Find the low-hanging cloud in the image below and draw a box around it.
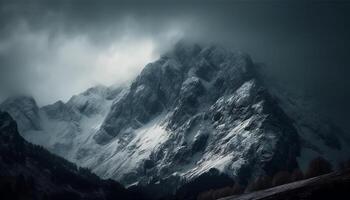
[0,0,349,130]
[0,23,159,105]
[0,0,189,105]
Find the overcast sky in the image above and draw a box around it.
[0,0,349,128]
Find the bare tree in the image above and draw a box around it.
[272,171,291,186]
[290,168,304,182]
[305,157,332,178]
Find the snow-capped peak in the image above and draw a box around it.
[2,42,349,195]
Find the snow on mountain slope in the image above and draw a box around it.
[0,96,41,132]
[1,42,349,194]
[0,85,125,160]
[79,43,301,188]
[0,111,145,200]
[92,114,170,181]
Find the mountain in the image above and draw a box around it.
[0,96,41,132]
[0,111,145,200]
[1,42,349,196]
[0,85,124,159]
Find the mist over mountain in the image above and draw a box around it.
[1,1,350,199]
[1,42,350,199]
[1,0,350,131]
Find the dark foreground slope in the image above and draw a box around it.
[219,169,350,200]
[0,111,145,200]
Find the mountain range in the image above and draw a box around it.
[1,42,349,196]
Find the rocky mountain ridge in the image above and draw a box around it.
[1,42,349,195]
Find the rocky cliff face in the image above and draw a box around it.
[0,96,41,132]
[1,42,348,194]
[89,43,301,188]
[0,85,124,158]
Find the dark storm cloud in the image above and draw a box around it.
[0,0,349,129]
[0,0,192,104]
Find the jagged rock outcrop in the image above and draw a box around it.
[0,96,41,132]
[1,42,348,196]
[89,42,300,187]
[0,85,124,159]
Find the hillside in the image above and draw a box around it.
[219,169,350,200]
[0,111,145,200]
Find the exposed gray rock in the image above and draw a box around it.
[90,42,300,187]
[0,96,41,132]
[1,42,348,196]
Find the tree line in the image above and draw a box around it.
[197,156,350,200]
